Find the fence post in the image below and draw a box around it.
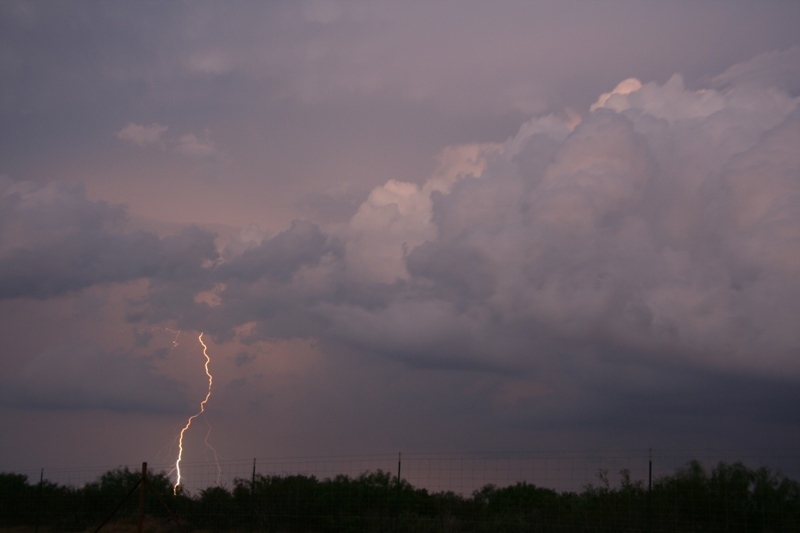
[395,452,402,533]
[34,468,43,533]
[251,458,256,533]
[648,449,652,533]
[138,462,147,533]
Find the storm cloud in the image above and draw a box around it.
[119,50,800,383]
[2,2,799,473]
[0,178,218,299]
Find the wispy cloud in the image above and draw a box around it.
[117,123,223,161]
[117,122,168,147]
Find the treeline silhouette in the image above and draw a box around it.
[1,460,798,532]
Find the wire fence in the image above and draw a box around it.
[2,449,799,532]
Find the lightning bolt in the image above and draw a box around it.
[167,328,181,349]
[173,332,214,494]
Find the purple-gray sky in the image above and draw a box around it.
[2,1,800,478]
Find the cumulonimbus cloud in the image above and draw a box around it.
[179,49,800,379]
[7,50,800,383]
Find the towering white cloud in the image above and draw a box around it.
[12,51,800,382]
[343,144,501,283]
[171,50,800,380]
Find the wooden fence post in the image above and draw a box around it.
[138,462,147,533]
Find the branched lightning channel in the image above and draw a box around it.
[167,328,181,349]
[174,332,214,495]
[203,419,222,486]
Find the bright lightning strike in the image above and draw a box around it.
[173,332,214,495]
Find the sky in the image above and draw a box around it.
[2,0,800,484]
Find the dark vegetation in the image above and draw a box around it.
[1,460,798,532]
